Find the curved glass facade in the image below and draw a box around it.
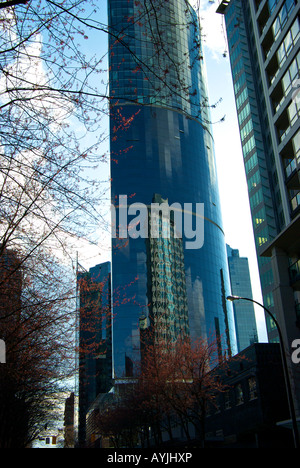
[108,0,237,378]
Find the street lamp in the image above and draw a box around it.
[227,295,300,448]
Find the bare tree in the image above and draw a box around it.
[0,1,111,447]
[93,329,235,448]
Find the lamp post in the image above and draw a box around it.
[227,295,300,448]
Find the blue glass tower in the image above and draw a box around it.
[227,245,258,352]
[108,0,237,378]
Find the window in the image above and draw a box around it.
[248,377,258,400]
[288,99,300,127]
[282,53,300,97]
[285,158,297,178]
[275,17,299,71]
[247,170,261,193]
[238,102,251,125]
[241,119,254,142]
[235,383,244,405]
[245,152,258,174]
[242,135,256,158]
[263,291,274,309]
[253,206,266,226]
[250,189,263,209]
[257,226,269,246]
[268,0,278,14]
[272,0,296,41]
[236,87,249,110]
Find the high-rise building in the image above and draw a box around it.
[217,0,300,414]
[227,245,258,352]
[108,0,237,380]
[76,261,112,446]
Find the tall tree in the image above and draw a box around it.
[0,0,110,446]
[94,328,235,448]
[136,331,231,447]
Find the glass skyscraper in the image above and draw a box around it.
[227,245,258,352]
[108,0,237,379]
[217,0,300,414]
[217,0,299,340]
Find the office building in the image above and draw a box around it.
[205,343,293,447]
[227,245,258,351]
[217,0,300,414]
[76,261,112,446]
[108,0,237,380]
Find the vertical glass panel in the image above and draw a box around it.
[268,0,277,14]
[291,18,300,42]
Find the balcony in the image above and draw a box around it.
[291,192,300,214]
[285,158,300,190]
[260,214,300,258]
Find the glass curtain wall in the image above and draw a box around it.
[108,0,237,378]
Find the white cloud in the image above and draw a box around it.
[0,34,74,132]
[198,0,228,59]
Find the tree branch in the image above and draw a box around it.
[0,0,28,9]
